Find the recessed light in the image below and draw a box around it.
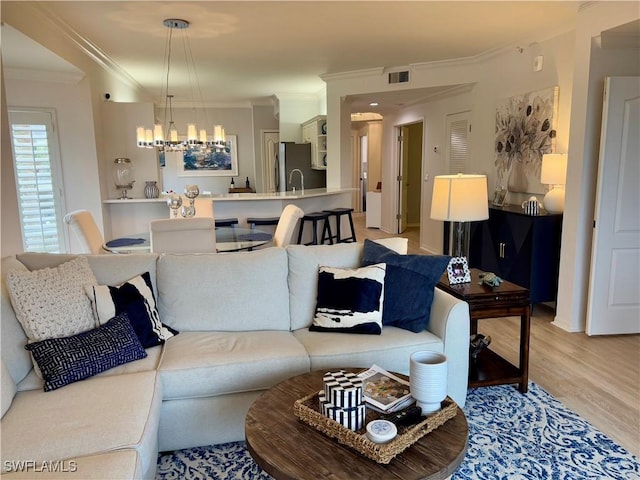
[369,102,379,107]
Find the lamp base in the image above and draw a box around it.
[543,187,565,213]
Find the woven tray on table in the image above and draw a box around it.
[293,391,457,464]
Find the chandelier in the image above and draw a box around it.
[136,18,226,152]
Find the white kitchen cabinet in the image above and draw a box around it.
[302,115,327,170]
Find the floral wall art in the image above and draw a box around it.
[494,86,558,198]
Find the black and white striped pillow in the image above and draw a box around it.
[310,263,386,335]
[86,272,176,348]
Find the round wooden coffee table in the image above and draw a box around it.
[245,369,468,480]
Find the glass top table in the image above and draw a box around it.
[103,227,272,253]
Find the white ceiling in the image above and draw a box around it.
[2,1,581,113]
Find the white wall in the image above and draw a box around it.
[555,3,640,333]
[276,94,323,142]
[1,67,23,257]
[4,76,104,253]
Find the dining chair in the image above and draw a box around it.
[272,204,304,247]
[149,217,217,253]
[63,209,107,254]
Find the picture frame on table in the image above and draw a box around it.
[178,134,238,177]
[492,187,507,207]
[447,257,471,285]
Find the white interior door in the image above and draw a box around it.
[586,76,640,335]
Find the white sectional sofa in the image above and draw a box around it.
[1,241,470,479]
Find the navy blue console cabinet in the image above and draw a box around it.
[469,204,563,305]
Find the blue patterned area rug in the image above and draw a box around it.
[157,382,639,479]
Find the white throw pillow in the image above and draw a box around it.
[6,256,98,342]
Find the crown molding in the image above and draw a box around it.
[29,3,146,92]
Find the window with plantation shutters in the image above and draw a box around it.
[446,112,470,175]
[9,110,66,253]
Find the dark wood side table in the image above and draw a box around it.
[246,369,468,480]
[437,268,531,393]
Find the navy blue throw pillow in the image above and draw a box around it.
[362,239,450,333]
[25,313,147,392]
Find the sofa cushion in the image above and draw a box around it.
[16,253,161,301]
[1,450,142,479]
[287,243,364,331]
[87,272,175,348]
[157,248,290,331]
[159,331,310,400]
[362,239,450,332]
[6,257,97,342]
[310,264,386,335]
[293,326,443,375]
[1,370,161,477]
[25,314,148,391]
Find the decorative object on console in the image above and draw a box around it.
[362,239,450,332]
[430,174,489,261]
[25,313,147,392]
[495,86,559,194]
[409,351,448,415]
[113,158,134,199]
[478,271,503,287]
[310,263,386,334]
[181,184,199,217]
[521,195,542,215]
[144,181,160,199]
[540,153,567,213]
[491,187,508,206]
[136,19,226,153]
[446,256,471,285]
[166,194,182,218]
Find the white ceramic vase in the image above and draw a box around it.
[409,351,448,415]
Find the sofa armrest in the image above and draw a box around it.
[427,288,470,407]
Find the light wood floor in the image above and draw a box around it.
[353,213,640,457]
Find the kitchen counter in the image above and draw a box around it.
[103,188,351,204]
[104,188,354,239]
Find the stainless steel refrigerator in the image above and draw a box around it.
[276,142,326,193]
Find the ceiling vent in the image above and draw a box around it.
[388,71,409,84]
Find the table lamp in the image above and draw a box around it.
[540,153,567,213]
[430,174,489,259]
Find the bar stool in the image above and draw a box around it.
[297,212,333,245]
[323,207,357,243]
[246,216,280,230]
[215,218,239,227]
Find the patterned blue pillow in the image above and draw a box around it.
[25,313,147,392]
[362,239,450,333]
[310,263,386,335]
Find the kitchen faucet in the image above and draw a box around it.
[289,169,304,192]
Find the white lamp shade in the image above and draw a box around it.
[430,174,489,222]
[541,154,567,185]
